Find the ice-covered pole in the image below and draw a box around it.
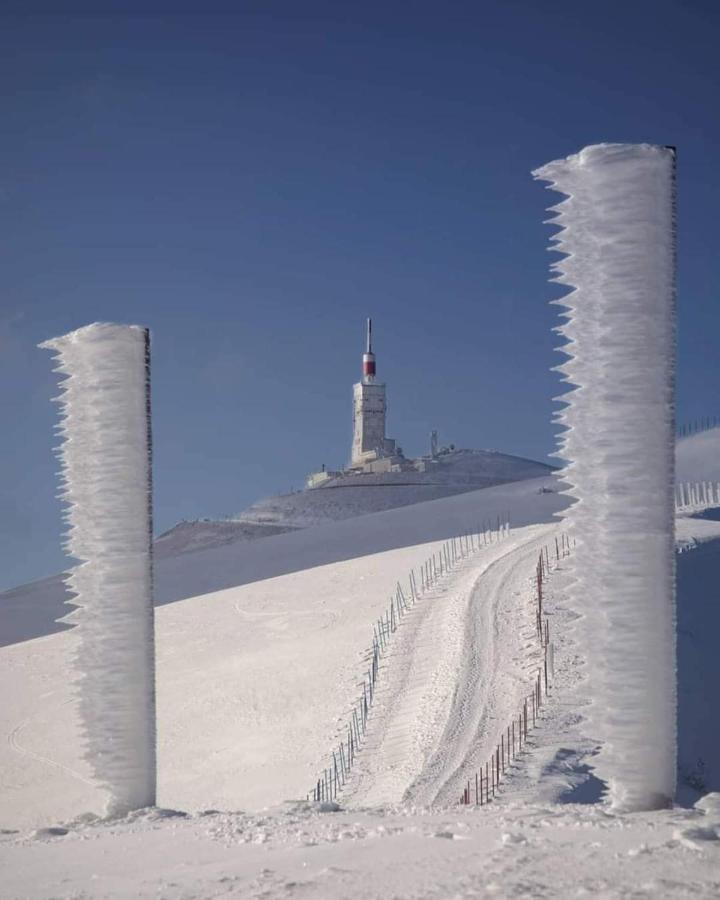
[533,144,676,810]
[40,323,157,815]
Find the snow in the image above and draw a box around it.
[0,474,564,648]
[39,323,157,815]
[4,338,720,895]
[3,465,720,894]
[533,143,677,811]
[344,525,552,808]
[3,801,720,900]
[676,427,720,483]
[237,448,554,529]
[0,477,566,831]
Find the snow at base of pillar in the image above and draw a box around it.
[533,144,676,811]
[40,323,157,815]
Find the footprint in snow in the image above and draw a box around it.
[673,826,720,850]
[500,832,527,845]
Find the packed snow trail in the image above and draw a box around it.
[344,523,553,808]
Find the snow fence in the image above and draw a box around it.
[40,323,157,815]
[534,144,677,811]
[309,518,510,804]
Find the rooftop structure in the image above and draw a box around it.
[350,318,398,469]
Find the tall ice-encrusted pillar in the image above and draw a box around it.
[40,323,157,816]
[534,144,677,811]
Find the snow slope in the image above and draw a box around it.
[344,525,552,808]
[3,510,720,897]
[676,426,720,483]
[0,476,563,648]
[4,469,720,895]
[238,449,555,529]
[0,477,565,830]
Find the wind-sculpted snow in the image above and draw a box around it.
[533,144,676,811]
[39,323,156,815]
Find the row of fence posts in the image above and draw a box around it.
[676,417,718,437]
[308,515,511,803]
[459,531,572,806]
[675,481,720,512]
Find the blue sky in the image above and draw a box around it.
[1,1,718,590]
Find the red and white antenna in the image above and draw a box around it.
[362,317,376,382]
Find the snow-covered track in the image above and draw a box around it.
[344,524,554,808]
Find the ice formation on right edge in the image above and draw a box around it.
[533,144,677,811]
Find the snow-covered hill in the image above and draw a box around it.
[0,475,562,648]
[153,448,554,557]
[0,476,566,828]
[152,432,716,562]
[3,433,720,897]
[676,426,720,482]
[3,477,720,897]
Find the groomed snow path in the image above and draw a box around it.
[344,524,553,808]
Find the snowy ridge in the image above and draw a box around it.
[39,324,157,815]
[676,425,720,483]
[236,449,553,531]
[533,144,677,810]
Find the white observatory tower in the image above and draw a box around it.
[350,318,396,467]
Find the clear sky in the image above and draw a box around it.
[1,1,718,590]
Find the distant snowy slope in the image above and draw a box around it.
[239,448,554,529]
[144,449,553,571]
[0,476,564,648]
[154,520,300,559]
[676,427,720,482]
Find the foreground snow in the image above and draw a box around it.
[2,798,720,900]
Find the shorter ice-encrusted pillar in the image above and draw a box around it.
[533,144,677,811]
[40,323,157,815]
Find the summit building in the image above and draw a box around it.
[350,318,399,468]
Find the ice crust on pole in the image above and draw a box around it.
[40,323,157,815]
[533,144,677,811]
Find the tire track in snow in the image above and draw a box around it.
[343,525,553,808]
[5,699,96,789]
[409,530,551,806]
